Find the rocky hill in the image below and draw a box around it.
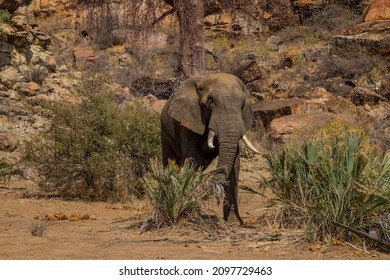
[1,0,389,174]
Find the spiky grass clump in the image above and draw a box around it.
[142,160,224,229]
[264,130,390,244]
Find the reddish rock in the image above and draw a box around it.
[252,98,305,132]
[347,86,388,106]
[72,47,96,70]
[0,0,22,13]
[364,0,390,22]
[149,100,166,114]
[15,82,40,96]
[0,132,19,152]
[269,112,337,143]
[235,60,262,84]
[142,95,166,114]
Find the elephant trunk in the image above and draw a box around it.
[216,139,238,178]
[215,132,242,223]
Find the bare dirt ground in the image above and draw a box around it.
[1,154,389,260]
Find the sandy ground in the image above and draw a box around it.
[1,154,389,260]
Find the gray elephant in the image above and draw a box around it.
[160,73,259,225]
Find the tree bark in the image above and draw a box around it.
[174,0,205,77]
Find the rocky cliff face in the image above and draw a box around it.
[0,11,77,167]
[0,14,56,84]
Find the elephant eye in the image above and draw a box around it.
[207,96,213,107]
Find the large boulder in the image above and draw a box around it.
[72,47,96,70]
[29,45,56,71]
[363,0,390,22]
[0,131,19,152]
[346,86,388,106]
[252,98,305,132]
[334,1,390,57]
[332,23,390,57]
[0,67,23,89]
[269,112,338,143]
[0,0,22,12]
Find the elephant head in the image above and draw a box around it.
[168,73,258,155]
[165,73,259,224]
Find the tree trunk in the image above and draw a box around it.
[174,0,205,77]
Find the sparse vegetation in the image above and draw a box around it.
[24,74,161,201]
[142,160,224,229]
[31,221,49,237]
[20,65,49,85]
[0,10,11,23]
[264,123,390,245]
[306,4,360,38]
[0,161,13,182]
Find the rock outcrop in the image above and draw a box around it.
[363,0,390,22]
[333,1,390,57]
[250,86,389,149]
[0,15,55,70]
[204,10,268,36]
[0,0,22,13]
[333,21,390,57]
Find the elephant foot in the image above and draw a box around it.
[223,204,245,226]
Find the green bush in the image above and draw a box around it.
[24,74,161,201]
[0,10,11,23]
[0,161,13,181]
[264,130,390,243]
[142,160,224,229]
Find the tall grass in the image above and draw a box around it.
[142,160,224,229]
[264,130,390,243]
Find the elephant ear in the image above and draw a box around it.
[168,78,206,135]
[237,77,253,131]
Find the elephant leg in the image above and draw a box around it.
[161,132,179,168]
[178,127,205,168]
[223,155,244,226]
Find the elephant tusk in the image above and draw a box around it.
[242,135,260,154]
[207,129,215,149]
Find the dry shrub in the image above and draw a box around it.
[306,4,360,36]
[309,53,376,86]
[24,74,161,201]
[20,65,49,85]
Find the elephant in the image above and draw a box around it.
[160,73,259,225]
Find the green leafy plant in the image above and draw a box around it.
[0,161,13,181]
[0,10,11,23]
[264,129,390,244]
[24,74,161,201]
[142,160,224,229]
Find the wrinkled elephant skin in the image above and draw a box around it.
[160,73,259,225]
